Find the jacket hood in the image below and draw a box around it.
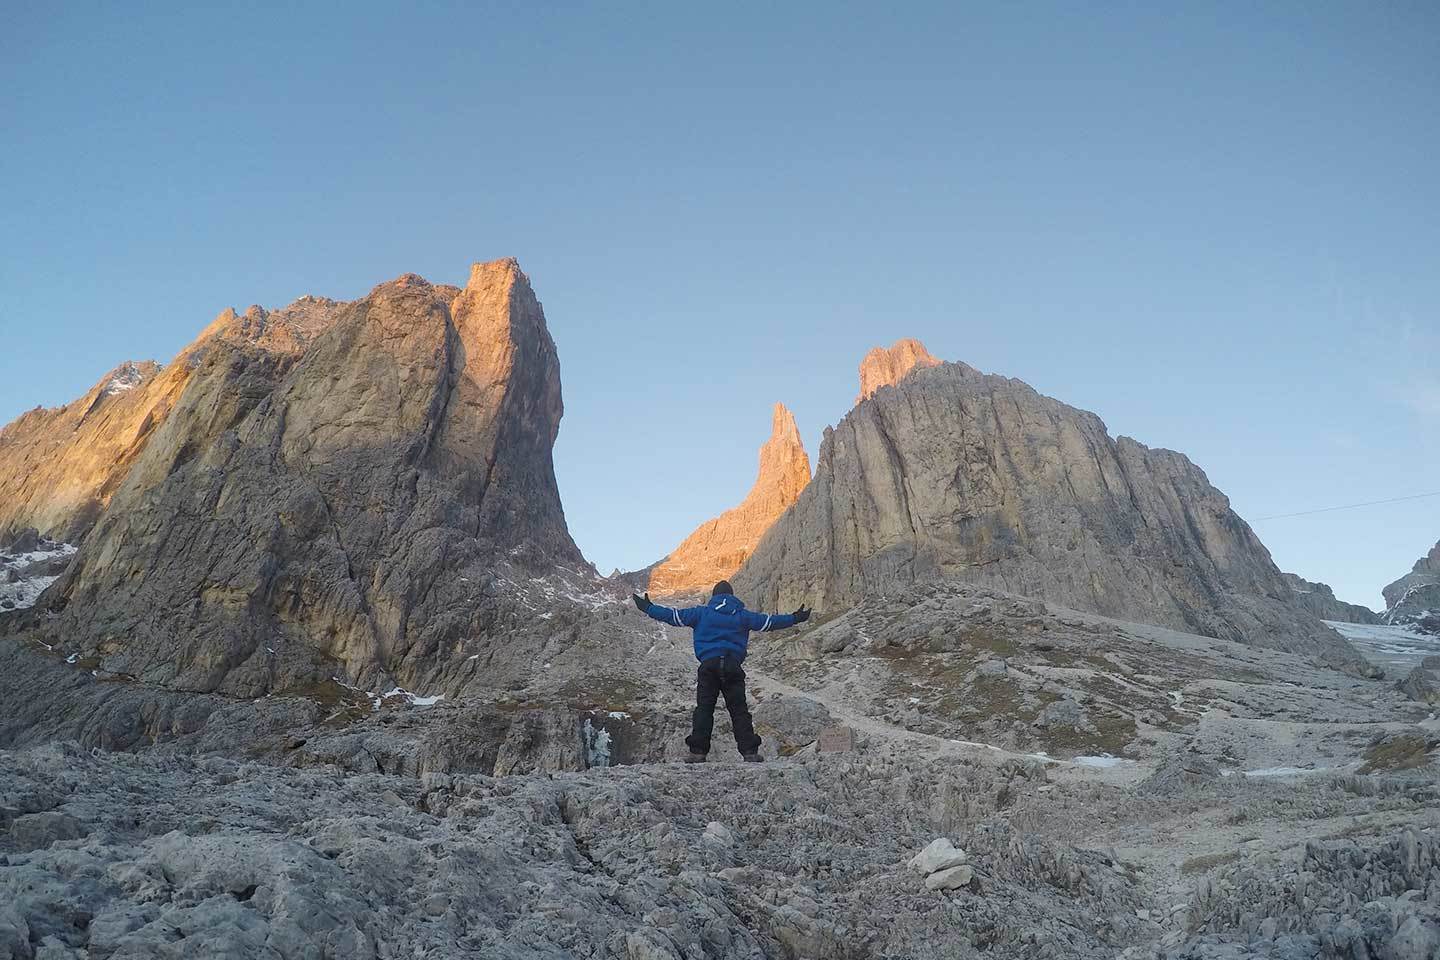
[707,594,746,615]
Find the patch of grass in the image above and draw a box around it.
[1180,851,1240,875]
[1359,734,1437,774]
[275,680,371,727]
[553,674,650,713]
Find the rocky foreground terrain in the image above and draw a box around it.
[2,260,1437,958]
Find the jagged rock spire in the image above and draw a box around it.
[647,403,811,596]
[856,338,941,404]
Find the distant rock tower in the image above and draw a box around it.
[647,403,811,596]
[856,338,942,404]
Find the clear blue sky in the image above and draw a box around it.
[3,2,1436,608]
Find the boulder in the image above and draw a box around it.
[907,837,967,875]
[923,863,975,891]
[10,811,84,851]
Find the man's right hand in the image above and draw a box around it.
[633,592,652,613]
[791,604,811,623]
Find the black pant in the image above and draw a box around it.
[686,654,761,756]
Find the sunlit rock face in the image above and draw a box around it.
[18,259,588,697]
[736,351,1368,673]
[0,298,350,546]
[855,337,941,404]
[647,403,811,596]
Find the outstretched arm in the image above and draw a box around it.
[741,604,811,632]
[633,593,701,628]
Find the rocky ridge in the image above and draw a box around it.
[6,260,588,701]
[1384,540,1440,635]
[0,298,348,546]
[1281,572,1380,625]
[735,351,1367,672]
[856,337,942,404]
[646,403,811,595]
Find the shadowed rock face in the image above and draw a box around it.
[1384,540,1440,635]
[0,300,349,545]
[1281,573,1380,625]
[856,338,941,404]
[735,359,1366,671]
[25,259,585,697]
[647,402,811,595]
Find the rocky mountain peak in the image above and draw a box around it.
[1383,539,1440,634]
[646,402,811,595]
[757,403,810,504]
[1281,572,1380,625]
[737,361,1368,672]
[856,337,942,403]
[7,258,583,697]
[99,361,158,397]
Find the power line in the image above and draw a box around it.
[1252,490,1440,522]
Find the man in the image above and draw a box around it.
[634,580,810,763]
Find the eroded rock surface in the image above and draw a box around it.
[1281,572,1380,624]
[1384,540,1440,635]
[647,403,811,595]
[855,337,941,404]
[735,359,1366,672]
[8,260,585,700]
[0,298,348,546]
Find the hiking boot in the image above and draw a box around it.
[741,753,764,763]
[683,752,707,764]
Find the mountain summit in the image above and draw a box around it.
[856,337,942,404]
[647,402,811,595]
[25,258,583,696]
[1384,539,1440,634]
[737,351,1367,671]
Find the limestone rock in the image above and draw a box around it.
[856,338,941,404]
[9,811,84,851]
[1280,573,1380,624]
[924,863,975,891]
[646,403,810,595]
[735,358,1367,672]
[1034,699,1087,731]
[1398,663,1440,705]
[10,259,585,698]
[1383,540,1440,635]
[0,298,347,546]
[908,837,968,874]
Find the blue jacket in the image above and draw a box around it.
[645,594,798,663]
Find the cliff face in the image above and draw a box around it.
[1281,573,1381,625]
[735,354,1366,671]
[856,338,941,404]
[1383,540,1440,635]
[25,260,586,697]
[646,403,811,595]
[0,298,347,544]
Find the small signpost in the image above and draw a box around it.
[817,724,856,753]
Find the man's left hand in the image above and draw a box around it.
[633,592,652,613]
[791,605,811,623]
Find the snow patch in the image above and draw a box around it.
[381,687,445,708]
[0,540,78,611]
[1072,755,1135,769]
